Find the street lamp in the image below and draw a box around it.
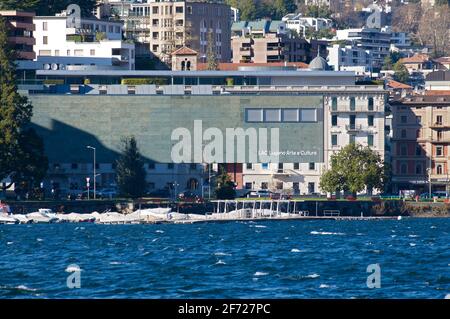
[86,146,96,199]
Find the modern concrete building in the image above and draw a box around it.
[327,43,373,73]
[16,62,387,196]
[108,0,231,64]
[0,10,36,60]
[33,11,135,70]
[231,20,313,64]
[390,95,450,193]
[335,28,391,70]
[282,13,333,38]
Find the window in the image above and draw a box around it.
[437,164,443,175]
[401,129,407,138]
[38,50,51,56]
[438,131,443,141]
[190,163,197,170]
[43,36,48,44]
[368,115,374,127]
[293,163,299,170]
[261,182,268,189]
[148,162,155,170]
[152,7,158,14]
[42,22,48,31]
[90,49,95,56]
[331,115,338,126]
[308,182,315,194]
[300,109,316,122]
[71,163,78,170]
[309,162,315,170]
[436,115,443,125]
[331,134,338,146]
[293,182,299,192]
[368,97,374,110]
[350,97,356,111]
[416,146,422,156]
[245,182,252,189]
[349,134,356,144]
[246,109,263,122]
[282,109,298,122]
[368,134,374,146]
[246,163,253,170]
[74,49,83,56]
[54,50,60,56]
[262,163,269,170]
[276,182,283,190]
[167,163,174,169]
[415,164,423,175]
[416,116,422,124]
[436,146,443,157]
[401,116,407,124]
[400,163,407,174]
[400,144,407,156]
[331,97,337,111]
[264,109,281,122]
[67,49,70,56]
[176,6,183,13]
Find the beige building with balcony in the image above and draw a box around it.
[109,0,231,64]
[391,95,450,194]
[0,10,36,60]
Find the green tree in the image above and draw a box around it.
[115,136,147,198]
[0,0,97,17]
[304,5,331,18]
[320,144,386,197]
[393,61,410,84]
[382,52,401,70]
[206,30,218,70]
[239,0,257,21]
[215,167,236,199]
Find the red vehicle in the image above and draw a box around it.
[178,191,204,203]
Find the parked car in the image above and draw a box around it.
[420,191,448,199]
[178,191,204,203]
[248,190,272,198]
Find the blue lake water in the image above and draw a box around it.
[0,218,449,299]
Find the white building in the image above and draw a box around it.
[33,12,135,70]
[327,44,373,73]
[230,7,240,23]
[282,13,332,38]
[335,28,391,69]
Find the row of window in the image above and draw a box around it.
[246,108,317,123]
[331,97,374,111]
[244,181,316,193]
[331,134,374,146]
[331,115,374,126]
[42,22,121,34]
[246,163,316,170]
[397,163,447,175]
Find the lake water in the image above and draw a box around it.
[0,218,449,299]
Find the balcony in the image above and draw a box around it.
[273,169,292,176]
[429,122,450,129]
[346,124,362,131]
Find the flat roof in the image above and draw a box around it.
[36,70,355,77]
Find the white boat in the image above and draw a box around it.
[26,209,58,223]
[12,214,29,224]
[0,214,18,224]
[56,213,96,223]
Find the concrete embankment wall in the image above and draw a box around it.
[8,199,450,217]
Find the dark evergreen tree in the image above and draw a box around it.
[0,17,48,193]
[115,136,147,198]
[215,167,236,199]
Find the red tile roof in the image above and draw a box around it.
[386,80,413,90]
[197,62,309,70]
[399,54,429,64]
[171,46,198,56]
